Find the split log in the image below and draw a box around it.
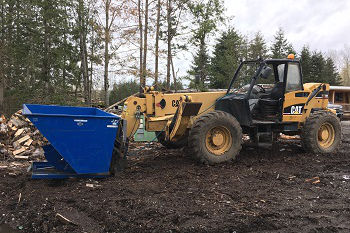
[24,139,33,146]
[10,117,26,128]
[15,135,31,144]
[13,147,27,156]
[0,115,6,123]
[14,128,25,137]
[14,155,29,160]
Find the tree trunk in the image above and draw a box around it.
[166,0,172,90]
[90,21,94,105]
[171,55,177,92]
[78,0,89,105]
[43,4,50,98]
[62,35,66,89]
[141,0,148,89]
[154,0,161,87]
[104,0,110,106]
[199,35,206,84]
[138,0,143,93]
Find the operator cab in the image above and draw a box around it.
[215,55,303,126]
[252,56,303,120]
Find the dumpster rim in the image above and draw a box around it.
[22,113,120,119]
[22,104,120,119]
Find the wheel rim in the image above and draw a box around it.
[205,126,232,155]
[317,122,335,149]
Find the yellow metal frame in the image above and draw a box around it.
[122,82,334,140]
[282,83,331,127]
[122,91,225,138]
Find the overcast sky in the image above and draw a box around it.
[225,0,350,52]
[171,0,350,86]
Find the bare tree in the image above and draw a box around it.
[166,0,172,90]
[78,0,90,105]
[100,0,127,106]
[141,0,149,89]
[138,0,143,92]
[171,56,177,92]
[341,45,350,86]
[154,0,161,87]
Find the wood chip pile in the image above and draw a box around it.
[0,110,46,161]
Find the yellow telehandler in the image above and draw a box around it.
[110,55,342,173]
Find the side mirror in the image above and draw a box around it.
[260,66,272,79]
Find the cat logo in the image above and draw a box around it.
[290,105,303,115]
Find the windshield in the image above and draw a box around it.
[228,63,275,94]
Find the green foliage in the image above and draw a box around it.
[208,28,244,89]
[188,0,225,46]
[188,45,210,86]
[206,28,340,90]
[109,80,140,104]
[300,46,340,85]
[270,28,295,59]
[158,80,184,91]
[300,46,312,82]
[187,0,225,87]
[0,0,86,114]
[248,32,268,60]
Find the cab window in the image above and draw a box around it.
[286,63,302,92]
[277,64,285,82]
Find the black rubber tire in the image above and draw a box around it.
[110,124,128,175]
[156,131,188,149]
[301,111,341,153]
[188,111,242,164]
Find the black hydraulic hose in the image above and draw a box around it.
[306,84,324,106]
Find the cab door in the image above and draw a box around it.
[282,62,308,122]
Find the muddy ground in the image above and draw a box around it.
[0,122,350,233]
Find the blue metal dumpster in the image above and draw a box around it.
[22,104,120,179]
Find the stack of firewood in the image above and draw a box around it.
[0,110,46,161]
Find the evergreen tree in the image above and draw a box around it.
[300,45,312,83]
[187,0,225,89]
[109,80,140,104]
[324,57,341,85]
[310,51,326,83]
[307,51,340,85]
[270,28,295,59]
[188,46,210,89]
[208,28,244,89]
[248,32,268,60]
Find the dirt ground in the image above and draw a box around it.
[0,122,350,233]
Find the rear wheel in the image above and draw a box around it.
[188,111,242,164]
[301,111,341,153]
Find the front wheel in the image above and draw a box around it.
[188,111,242,164]
[301,111,341,153]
